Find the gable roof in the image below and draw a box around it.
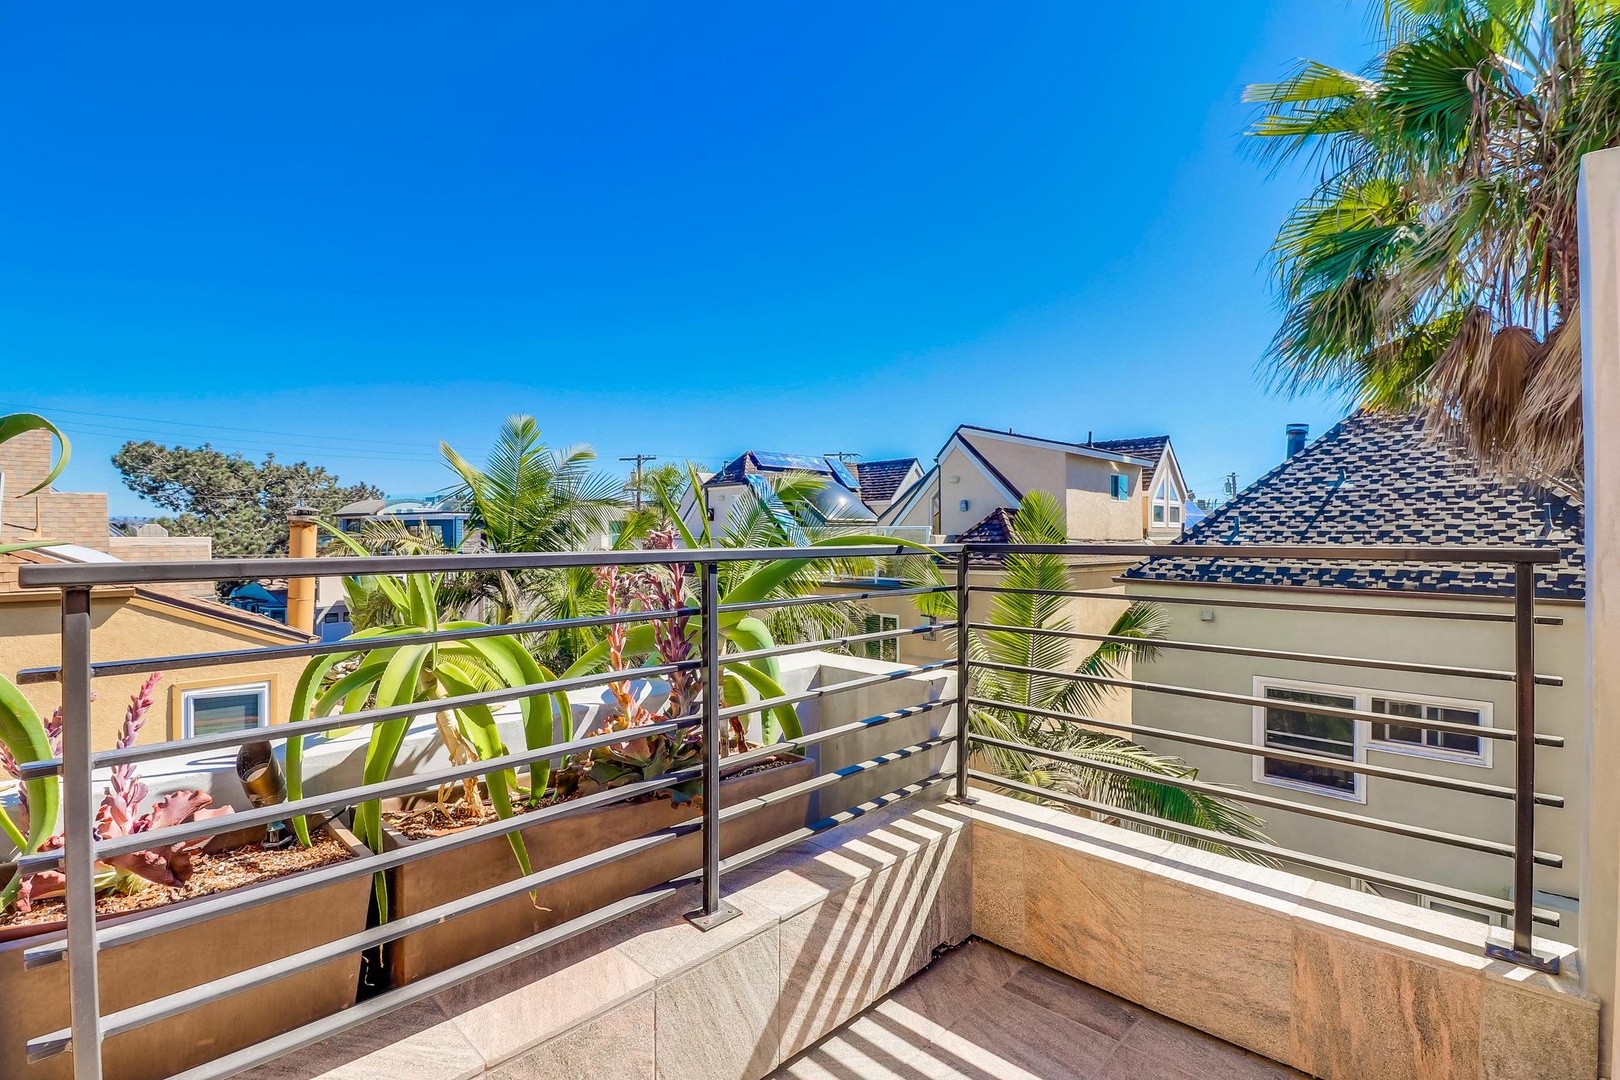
[707,451,860,491]
[951,432,1024,503]
[955,425,1155,467]
[849,458,920,503]
[1124,413,1584,600]
[1088,435,1171,488]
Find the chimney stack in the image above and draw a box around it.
[1286,424,1309,460]
[286,505,318,636]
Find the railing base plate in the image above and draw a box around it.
[1485,943,1561,974]
[684,901,742,931]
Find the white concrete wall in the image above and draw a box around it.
[1580,144,1620,1075]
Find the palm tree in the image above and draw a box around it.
[1248,2,1620,480]
[920,492,1270,851]
[442,416,625,554]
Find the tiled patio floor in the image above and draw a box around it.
[770,939,1310,1080]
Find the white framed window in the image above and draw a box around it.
[1151,475,1183,527]
[1367,692,1490,766]
[1253,677,1495,803]
[182,682,271,740]
[1253,679,1364,802]
[861,614,900,663]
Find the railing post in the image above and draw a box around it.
[1485,560,1559,972]
[685,558,740,930]
[952,548,973,803]
[61,586,105,1079]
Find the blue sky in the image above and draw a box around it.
[2,3,1379,515]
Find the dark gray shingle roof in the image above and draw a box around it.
[1124,413,1584,600]
[850,458,920,502]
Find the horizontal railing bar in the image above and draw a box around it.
[968,622,1563,686]
[16,544,964,588]
[161,884,684,1080]
[969,771,1559,926]
[969,543,1562,563]
[721,620,958,666]
[724,701,951,771]
[968,733,1560,868]
[717,660,955,720]
[713,775,951,875]
[157,774,952,1080]
[966,697,1563,807]
[970,585,1566,626]
[13,606,702,685]
[974,660,1563,746]
[18,660,699,780]
[718,583,952,614]
[719,739,950,825]
[28,820,707,1058]
[21,762,703,969]
[20,722,702,873]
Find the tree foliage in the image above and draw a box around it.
[919,491,1272,853]
[1249,0,1620,479]
[112,442,382,558]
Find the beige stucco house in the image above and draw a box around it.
[877,424,1190,543]
[1,428,315,751]
[1122,413,1586,942]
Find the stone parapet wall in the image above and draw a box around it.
[967,791,1599,1080]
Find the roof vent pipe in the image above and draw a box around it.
[1286,424,1309,459]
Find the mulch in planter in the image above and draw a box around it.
[0,834,353,929]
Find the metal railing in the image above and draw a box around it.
[8,545,960,1080]
[957,542,1566,975]
[1,539,1569,1080]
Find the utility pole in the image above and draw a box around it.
[621,454,658,511]
[1223,472,1239,501]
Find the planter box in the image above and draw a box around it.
[382,753,816,986]
[0,824,372,1080]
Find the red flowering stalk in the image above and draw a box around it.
[10,674,233,913]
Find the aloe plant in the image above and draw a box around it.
[0,412,71,907]
[284,527,570,919]
[563,473,939,747]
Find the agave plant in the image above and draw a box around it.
[1,674,230,913]
[918,491,1271,853]
[285,527,570,919]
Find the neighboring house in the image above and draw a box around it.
[1086,435,1192,540]
[694,451,878,532]
[0,427,317,750]
[224,577,354,640]
[879,424,1188,543]
[1122,413,1585,940]
[335,493,471,550]
[849,458,924,517]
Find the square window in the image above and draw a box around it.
[1152,503,1165,523]
[1370,696,1484,759]
[861,614,899,663]
[1111,475,1130,501]
[182,683,270,740]
[1259,685,1358,797]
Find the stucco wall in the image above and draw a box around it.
[0,591,314,750]
[1122,579,1587,943]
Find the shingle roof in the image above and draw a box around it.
[956,425,1155,466]
[957,507,1018,566]
[850,458,920,503]
[1124,413,1584,600]
[1087,436,1170,487]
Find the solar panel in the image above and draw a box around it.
[822,456,860,490]
[750,450,832,474]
